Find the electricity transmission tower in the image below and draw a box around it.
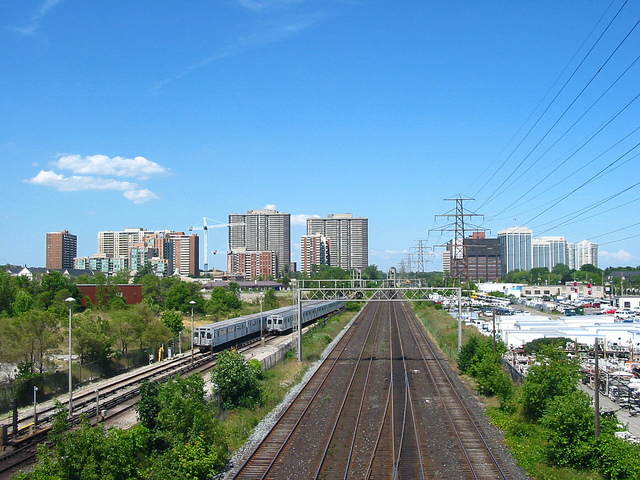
[430,196,486,283]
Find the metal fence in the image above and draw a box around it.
[0,349,152,414]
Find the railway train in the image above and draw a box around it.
[266,300,345,334]
[193,300,345,351]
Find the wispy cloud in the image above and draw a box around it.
[25,154,168,204]
[236,0,308,13]
[8,0,64,35]
[153,4,327,94]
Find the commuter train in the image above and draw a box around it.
[266,300,345,334]
[193,300,344,352]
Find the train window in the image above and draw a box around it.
[207,333,211,339]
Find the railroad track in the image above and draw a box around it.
[230,300,513,479]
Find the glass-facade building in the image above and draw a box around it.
[498,227,532,275]
[532,236,568,270]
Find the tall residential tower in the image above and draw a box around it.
[306,213,368,272]
[46,230,77,269]
[228,209,291,277]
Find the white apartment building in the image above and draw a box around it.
[573,240,598,269]
[306,213,368,272]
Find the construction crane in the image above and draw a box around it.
[188,217,244,273]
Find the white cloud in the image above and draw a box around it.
[54,154,170,180]
[264,204,277,210]
[291,213,320,226]
[26,170,138,192]
[26,168,159,204]
[600,249,637,263]
[123,189,160,204]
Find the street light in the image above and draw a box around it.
[189,301,196,364]
[65,297,75,416]
[259,293,264,346]
[32,386,38,433]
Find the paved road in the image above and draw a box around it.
[580,383,640,438]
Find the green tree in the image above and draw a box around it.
[162,310,184,354]
[18,416,150,480]
[72,310,114,363]
[165,281,201,312]
[520,344,581,421]
[213,349,262,409]
[0,270,17,316]
[541,390,597,469]
[136,375,227,479]
[262,288,279,310]
[38,271,80,310]
[13,288,35,315]
[362,265,384,280]
[206,286,241,317]
[0,310,60,374]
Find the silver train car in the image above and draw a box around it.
[194,300,344,351]
[266,300,344,334]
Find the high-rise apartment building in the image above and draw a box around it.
[498,226,532,275]
[306,213,368,272]
[94,228,199,276]
[167,232,200,277]
[46,230,77,269]
[532,236,568,270]
[300,233,331,274]
[228,209,291,277]
[227,248,278,278]
[573,240,598,269]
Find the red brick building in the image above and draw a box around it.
[77,284,143,307]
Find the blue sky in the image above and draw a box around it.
[2,0,639,273]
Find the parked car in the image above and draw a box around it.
[615,309,635,319]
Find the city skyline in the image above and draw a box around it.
[2,1,639,272]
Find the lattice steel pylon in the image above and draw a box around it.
[430,196,485,284]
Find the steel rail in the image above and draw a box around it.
[231,308,367,480]
[312,301,384,479]
[400,301,508,479]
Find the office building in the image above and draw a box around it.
[443,232,502,281]
[228,209,291,277]
[46,230,77,269]
[306,214,368,272]
[532,236,568,270]
[301,233,331,274]
[498,226,532,275]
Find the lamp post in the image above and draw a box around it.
[189,300,196,364]
[65,297,75,416]
[259,293,264,347]
[32,386,38,433]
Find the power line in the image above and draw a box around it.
[476,0,631,211]
[469,0,622,200]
